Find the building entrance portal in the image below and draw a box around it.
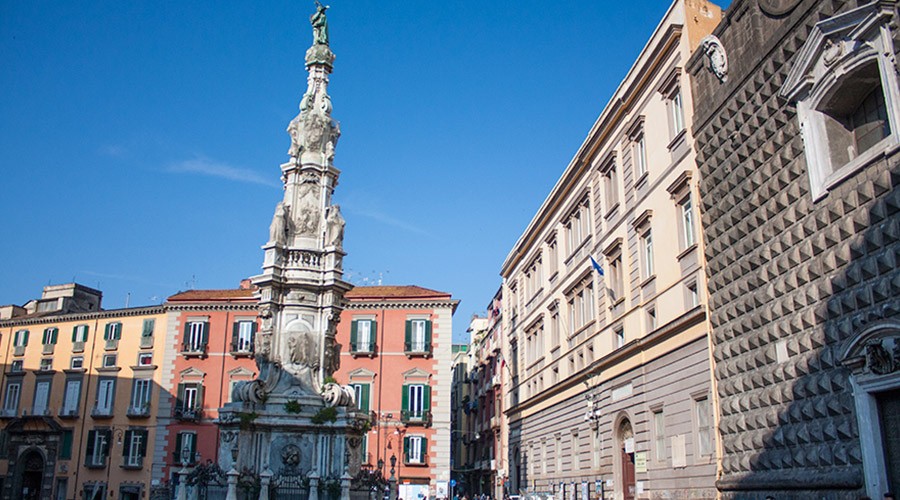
[618,420,635,500]
[878,388,900,491]
[19,450,44,500]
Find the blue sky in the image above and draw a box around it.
[0,1,726,343]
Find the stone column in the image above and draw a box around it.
[259,468,273,500]
[340,471,352,500]
[309,471,321,500]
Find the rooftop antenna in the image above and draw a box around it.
[125,292,131,308]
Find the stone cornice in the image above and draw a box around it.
[345,299,460,313]
[165,303,258,312]
[0,306,165,328]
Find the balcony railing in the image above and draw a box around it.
[91,406,113,419]
[105,339,119,350]
[350,341,377,356]
[31,407,51,416]
[173,451,199,466]
[404,341,432,356]
[42,344,55,355]
[13,346,25,356]
[174,406,203,421]
[72,341,85,353]
[122,456,144,470]
[230,341,253,357]
[140,336,154,349]
[181,343,208,358]
[85,456,108,469]
[400,410,432,426]
[0,409,17,418]
[59,407,79,419]
[126,404,151,418]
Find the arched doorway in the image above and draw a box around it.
[19,449,44,500]
[617,420,635,500]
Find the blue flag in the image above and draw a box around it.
[590,256,604,276]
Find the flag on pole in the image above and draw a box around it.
[589,256,604,276]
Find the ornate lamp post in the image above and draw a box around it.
[388,454,398,500]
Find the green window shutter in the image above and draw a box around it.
[425,321,433,351]
[85,430,96,463]
[139,429,149,457]
[103,430,112,458]
[202,322,210,346]
[142,319,155,337]
[123,430,133,457]
[174,433,183,461]
[42,329,48,344]
[176,384,185,410]
[197,385,205,409]
[403,436,410,463]
[231,322,240,352]
[183,322,191,348]
[401,384,409,413]
[350,321,359,349]
[23,330,29,346]
[371,321,378,348]
[250,322,257,348]
[72,326,78,342]
[51,328,58,344]
[423,386,431,412]
[421,438,428,461]
[404,321,412,350]
[115,323,122,340]
[360,385,370,413]
[60,430,73,459]
[190,433,197,458]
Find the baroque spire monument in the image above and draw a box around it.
[216,3,366,490]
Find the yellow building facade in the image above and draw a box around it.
[0,284,166,500]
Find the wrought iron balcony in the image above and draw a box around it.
[105,339,119,351]
[42,344,55,355]
[13,346,25,356]
[91,406,113,419]
[174,405,203,421]
[181,342,208,358]
[85,456,108,469]
[126,403,151,418]
[121,456,144,470]
[59,407,79,419]
[140,336,154,349]
[350,341,377,356]
[403,341,432,356]
[72,341,85,353]
[400,410,432,426]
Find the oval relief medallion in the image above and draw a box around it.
[758,0,802,17]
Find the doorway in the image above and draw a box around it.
[878,388,900,492]
[618,420,635,500]
[20,450,44,500]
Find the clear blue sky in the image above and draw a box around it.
[1,1,726,343]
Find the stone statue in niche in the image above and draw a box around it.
[269,202,288,244]
[322,335,341,375]
[325,205,345,248]
[866,340,895,375]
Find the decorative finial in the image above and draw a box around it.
[311,1,329,46]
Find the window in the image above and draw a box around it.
[404,436,427,464]
[686,282,700,308]
[62,380,81,416]
[351,319,376,353]
[550,311,560,349]
[13,329,28,348]
[601,160,619,214]
[681,197,695,249]
[614,327,625,349]
[123,429,148,468]
[72,325,88,351]
[10,360,22,372]
[640,229,654,279]
[175,432,197,465]
[103,322,122,341]
[129,379,152,415]
[85,429,111,467]
[55,478,68,500]
[402,384,431,423]
[176,383,202,419]
[352,383,370,412]
[670,89,685,135]
[184,320,208,353]
[696,397,712,457]
[138,353,153,366]
[653,409,666,462]
[646,307,657,332]
[39,358,52,371]
[634,132,648,178]
[405,319,431,354]
[42,327,59,345]
[102,354,117,368]
[83,483,107,500]
[780,4,900,199]
[565,280,595,333]
[141,319,155,338]
[3,383,21,414]
[232,320,256,353]
[607,252,624,303]
[94,379,115,416]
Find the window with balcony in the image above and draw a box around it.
[404,319,432,355]
[103,322,122,350]
[183,320,209,356]
[85,429,111,468]
[3,382,21,416]
[351,319,376,354]
[174,431,198,465]
[72,324,89,352]
[93,379,115,417]
[61,379,81,418]
[13,329,28,356]
[402,384,431,425]
[128,379,152,417]
[42,327,59,354]
[175,383,203,421]
[404,435,427,465]
[123,429,148,469]
[231,320,256,355]
[141,319,155,348]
